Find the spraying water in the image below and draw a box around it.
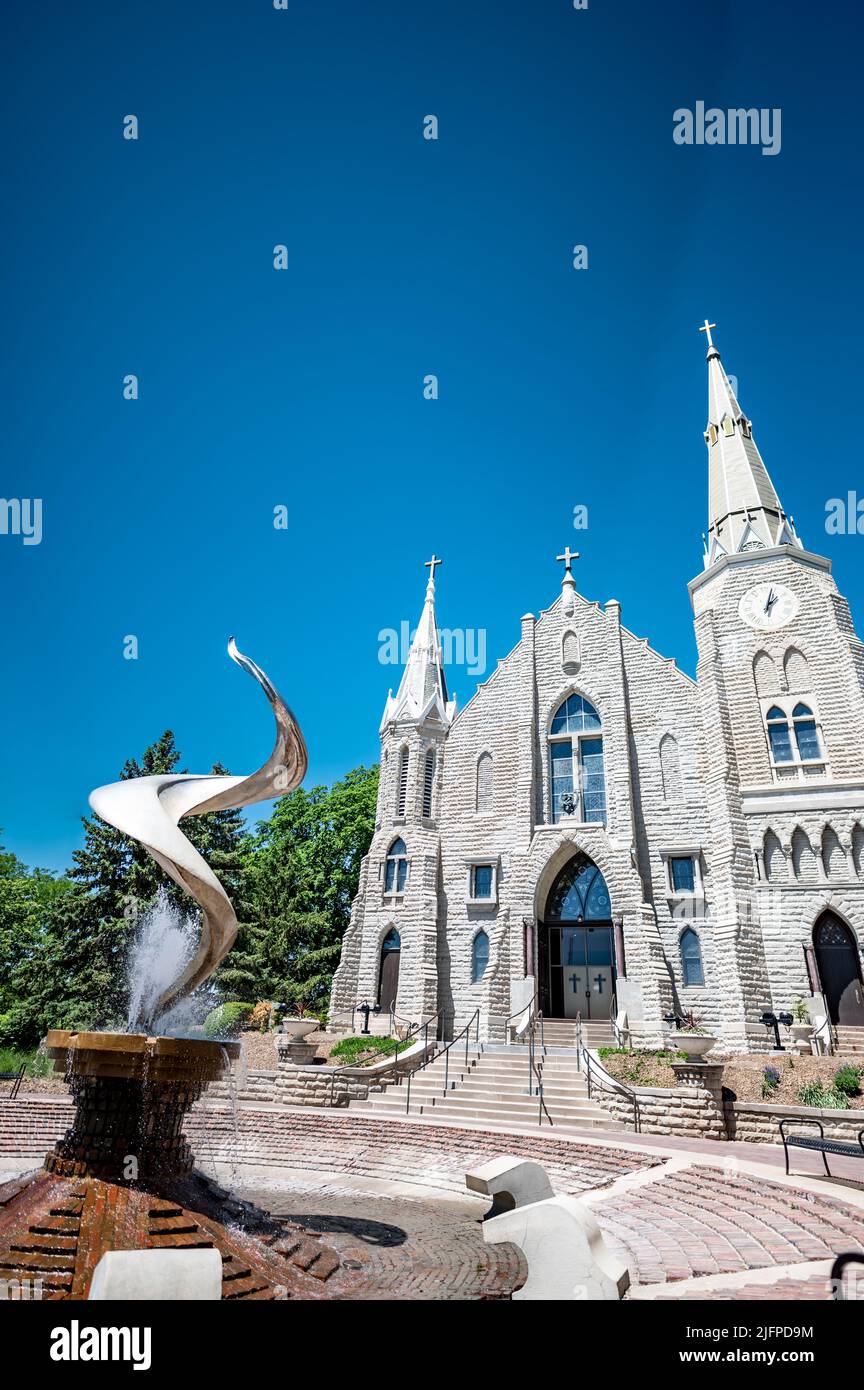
[126,890,200,1034]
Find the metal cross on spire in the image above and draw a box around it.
[424,554,442,582]
[556,546,580,573]
[699,319,717,348]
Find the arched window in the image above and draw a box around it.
[660,734,683,803]
[679,928,704,987]
[721,415,735,437]
[853,823,864,878]
[792,703,822,761]
[471,930,490,984]
[384,838,408,894]
[753,651,779,698]
[783,647,810,693]
[422,749,436,818]
[545,852,612,921]
[766,706,793,764]
[396,747,409,817]
[763,829,785,882]
[549,694,605,824]
[476,752,493,812]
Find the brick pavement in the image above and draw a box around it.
[3,1096,864,1299]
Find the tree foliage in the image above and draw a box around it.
[0,746,378,1045]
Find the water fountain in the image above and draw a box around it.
[0,642,342,1300]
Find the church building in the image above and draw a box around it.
[329,327,864,1053]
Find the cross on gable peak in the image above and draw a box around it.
[556,546,580,573]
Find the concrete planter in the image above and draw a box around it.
[677,1033,717,1062]
[279,1019,320,1040]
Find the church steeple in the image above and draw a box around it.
[380,556,456,731]
[699,320,802,569]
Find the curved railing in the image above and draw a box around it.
[811,1014,836,1056]
[578,1043,641,1132]
[327,1009,441,1108]
[502,992,544,1047]
[528,1019,553,1127]
[404,1009,480,1115]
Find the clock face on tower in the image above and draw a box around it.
[738,582,799,631]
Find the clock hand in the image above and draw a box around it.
[764,588,777,614]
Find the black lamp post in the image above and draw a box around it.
[760,1010,794,1050]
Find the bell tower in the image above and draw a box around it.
[690,322,864,1047]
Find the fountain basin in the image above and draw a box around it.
[44,1030,240,1182]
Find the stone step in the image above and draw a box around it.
[367,1082,592,1107]
[408,1102,617,1131]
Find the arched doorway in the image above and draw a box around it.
[813,913,864,1026]
[539,853,614,1019]
[377,929,401,1012]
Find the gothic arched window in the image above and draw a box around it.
[396,747,409,818]
[766,706,793,764]
[549,694,605,824]
[384,837,408,894]
[476,752,493,812]
[679,928,704,987]
[792,703,822,761]
[422,749,436,818]
[471,930,490,984]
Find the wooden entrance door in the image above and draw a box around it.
[377,933,401,1013]
[814,913,864,1026]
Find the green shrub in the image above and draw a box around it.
[203,1002,254,1039]
[0,1046,52,1078]
[796,1080,850,1110]
[833,1064,863,1098]
[329,1035,405,1065]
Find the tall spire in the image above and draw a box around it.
[380,557,456,730]
[700,321,802,569]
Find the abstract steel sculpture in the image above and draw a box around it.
[88,638,307,1026]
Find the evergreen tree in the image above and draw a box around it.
[235,765,379,1012]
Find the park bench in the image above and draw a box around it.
[0,1064,25,1100]
[779,1118,864,1178]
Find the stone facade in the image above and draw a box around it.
[330,331,864,1054]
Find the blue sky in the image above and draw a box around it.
[2,0,862,871]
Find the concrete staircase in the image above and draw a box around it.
[537,1019,616,1050]
[350,1040,618,1134]
[835,1026,864,1057]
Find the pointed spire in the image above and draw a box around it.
[699,322,802,569]
[380,557,456,731]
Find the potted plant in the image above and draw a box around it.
[789,999,813,1045]
[676,1012,717,1062]
[279,998,321,1040]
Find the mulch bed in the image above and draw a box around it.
[600,1047,864,1108]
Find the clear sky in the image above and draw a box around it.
[2,0,862,872]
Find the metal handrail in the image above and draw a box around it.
[327,1010,441,1108]
[811,1014,836,1055]
[608,993,623,1048]
[579,1043,641,1132]
[0,1064,26,1100]
[502,990,544,1048]
[405,1009,480,1114]
[528,1017,553,1127]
